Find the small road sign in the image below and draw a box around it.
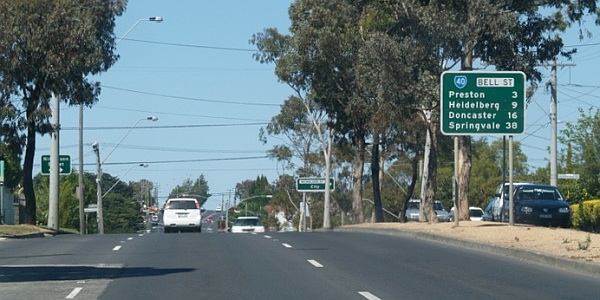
[41,155,72,175]
[296,177,335,192]
[441,71,526,135]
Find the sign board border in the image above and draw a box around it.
[41,154,72,175]
[296,177,335,193]
[440,70,526,136]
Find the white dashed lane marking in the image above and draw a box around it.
[358,291,382,300]
[66,287,83,299]
[112,245,122,251]
[307,260,323,268]
[282,243,292,248]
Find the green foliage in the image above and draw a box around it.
[103,193,144,234]
[168,175,210,206]
[570,199,600,233]
[0,0,127,224]
[559,108,600,198]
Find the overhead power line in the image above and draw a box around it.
[102,85,281,107]
[122,38,257,52]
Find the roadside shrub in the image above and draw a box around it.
[571,199,600,233]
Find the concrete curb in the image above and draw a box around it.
[0,230,57,239]
[333,226,600,277]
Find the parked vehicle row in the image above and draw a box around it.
[482,183,571,228]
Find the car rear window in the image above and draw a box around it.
[166,200,198,209]
[234,218,262,226]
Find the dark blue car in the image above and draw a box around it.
[500,184,571,227]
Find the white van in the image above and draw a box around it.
[492,182,532,222]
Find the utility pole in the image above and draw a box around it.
[48,93,60,231]
[92,142,103,234]
[546,60,576,186]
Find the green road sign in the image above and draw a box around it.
[41,155,72,175]
[296,177,335,192]
[441,71,526,135]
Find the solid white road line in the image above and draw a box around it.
[112,245,122,251]
[66,287,83,299]
[307,260,323,268]
[358,291,382,300]
[282,243,293,248]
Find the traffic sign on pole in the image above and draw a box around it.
[440,71,526,135]
[296,178,335,192]
[41,155,72,175]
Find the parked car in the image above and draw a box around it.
[230,216,265,233]
[482,198,500,221]
[499,184,571,227]
[163,198,202,233]
[405,199,451,222]
[494,182,532,219]
[469,207,484,221]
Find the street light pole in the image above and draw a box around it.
[102,116,158,164]
[92,142,103,234]
[78,16,162,234]
[115,16,163,44]
[92,116,157,234]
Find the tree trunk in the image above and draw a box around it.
[322,129,333,229]
[351,134,365,224]
[458,136,471,220]
[23,116,37,225]
[458,13,475,221]
[372,133,384,222]
[422,116,438,223]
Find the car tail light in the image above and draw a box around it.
[195,203,199,209]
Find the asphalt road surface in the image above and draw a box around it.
[1,224,599,299]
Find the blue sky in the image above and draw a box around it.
[36,1,600,209]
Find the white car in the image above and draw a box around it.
[469,207,484,221]
[163,198,202,233]
[230,216,265,233]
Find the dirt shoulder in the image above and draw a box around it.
[339,221,600,265]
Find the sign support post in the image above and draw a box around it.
[441,71,526,226]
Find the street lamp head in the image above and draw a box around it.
[139,163,149,167]
[147,116,158,121]
[149,16,163,22]
[92,141,99,150]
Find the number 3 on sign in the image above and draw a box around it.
[505,122,518,129]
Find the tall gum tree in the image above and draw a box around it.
[253,0,368,225]
[375,0,598,221]
[0,0,127,224]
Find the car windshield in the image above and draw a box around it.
[407,202,419,210]
[434,202,445,211]
[234,218,262,226]
[516,187,563,201]
[167,200,197,209]
[470,209,483,217]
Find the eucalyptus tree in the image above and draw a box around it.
[560,108,600,198]
[0,0,127,224]
[252,0,355,227]
[365,0,597,222]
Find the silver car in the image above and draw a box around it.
[405,199,450,222]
